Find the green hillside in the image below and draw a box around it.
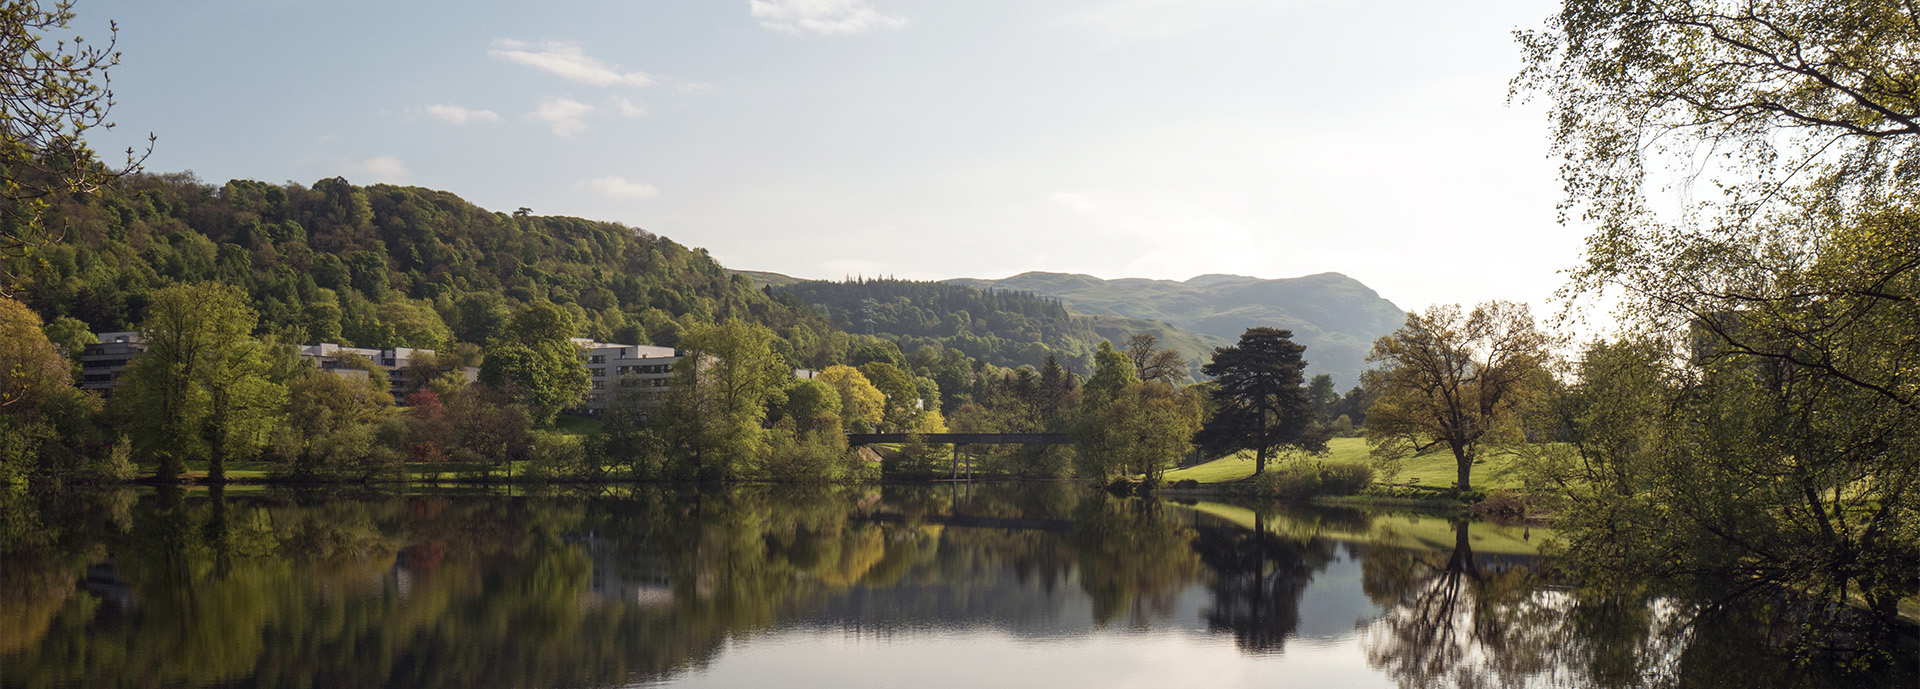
[945,271,1404,387]
[749,274,1230,380]
[12,174,848,365]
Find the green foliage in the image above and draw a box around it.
[947,271,1406,387]
[775,377,842,433]
[1364,302,1549,493]
[775,277,1099,376]
[1081,340,1138,406]
[0,0,149,287]
[479,302,588,426]
[114,283,286,482]
[1249,459,1374,499]
[1071,381,1201,483]
[7,174,840,364]
[658,320,789,481]
[1195,327,1325,475]
[1519,0,1919,634]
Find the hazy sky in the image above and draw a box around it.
[85,0,1577,314]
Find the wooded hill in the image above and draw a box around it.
[767,277,1110,376]
[945,272,1404,387]
[9,173,849,366]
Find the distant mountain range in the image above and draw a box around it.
[944,272,1404,388]
[739,269,1404,388]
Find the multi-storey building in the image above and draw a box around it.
[571,339,683,414]
[79,333,472,398]
[295,343,460,398]
[78,331,149,396]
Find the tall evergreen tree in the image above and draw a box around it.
[1194,328,1323,475]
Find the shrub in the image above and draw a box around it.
[1468,490,1528,522]
[1254,460,1375,499]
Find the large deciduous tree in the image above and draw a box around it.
[117,283,285,483]
[478,301,588,426]
[1124,332,1186,385]
[661,319,789,481]
[1363,302,1548,493]
[817,364,884,432]
[1518,0,1919,632]
[1194,327,1324,475]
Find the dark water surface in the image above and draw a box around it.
[1,484,1909,688]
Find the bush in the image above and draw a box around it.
[527,434,591,480]
[1253,460,1375,499]
[1468,490,1528,522]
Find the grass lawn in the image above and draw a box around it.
[1164,436,1371,484]
[179,460,277,480]
[1163,436,1532,493]
[547,415,604,437]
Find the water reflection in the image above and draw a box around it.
[0,485,1908,689]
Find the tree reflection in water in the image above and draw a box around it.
[1192,510,1335,653]
[0,486,1910,689]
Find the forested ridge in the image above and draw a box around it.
[774,278,1107,377]
[8,172,845,363]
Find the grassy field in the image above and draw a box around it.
[1163,436,1531,492]
[546,415,604,437]
[1181,500,1548,556]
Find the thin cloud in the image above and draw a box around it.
[610,95,647,117]
[533,97,594,136]
[489,39,655,87]
[586,176,660,199]
[750,0,906,35]
[346,156,410,183]
[419,104,501,125]
[1066,0,1277,40]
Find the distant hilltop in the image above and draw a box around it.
[943,271,1404,389]
[736,269,1404,389]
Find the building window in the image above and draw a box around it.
[590,355,605,364]
[592,368,605,377]
[592,380,605,390]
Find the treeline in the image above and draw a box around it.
[12,173,846,365]
[776,278,1105,376]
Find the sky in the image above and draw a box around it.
[81,0,1579,315]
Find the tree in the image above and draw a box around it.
[1363,302,1548,493]
[817,364,884,433]
[856,361,916,430]
[1306,374,1337,423]
[1124,332,1186,385]
[776,377,842,433]
[1518,0,1919,633]
[1082,340,1138,405]
[478,301,588,426]
[0,0,152,291]
[1072,381,1202,483]
[660,319,789,480]
[1194,328,1325,475]
[116,283,285,482]
[0,295,99,485]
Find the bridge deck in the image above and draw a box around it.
[845,432,1071,445]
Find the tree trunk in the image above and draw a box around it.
[1453,445,1472,493]
[1255,445,1267,476]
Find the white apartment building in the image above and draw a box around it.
[571,339,682,413]
[79,333,473,398]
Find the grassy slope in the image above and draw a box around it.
[1164,436,1531,492]
[1179,501,1546,556]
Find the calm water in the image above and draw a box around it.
[0,484,1909,688]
